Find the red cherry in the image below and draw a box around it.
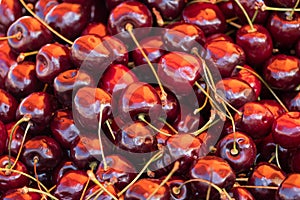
[276,173,300,199]
[0,89,18,124]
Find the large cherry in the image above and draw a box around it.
[276,173,300,200]
[0,89,18,124]
[0,0,22,34]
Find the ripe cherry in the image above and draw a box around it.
[276,173,300,199]
[81,22,107,38]
[52,160,79,184]
[0,89,18,124]
[0,188,41,200]
[145,0,186,20]
[0,52,17,90]
[0,0,23,34]
[35,0,59,20]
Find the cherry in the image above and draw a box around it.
[188,156,236,199]
[248,162,286,199]
[50,109,80,148]
[272,111,300,149]
[83,184,117,200]
[229,187,255,200]
[0,0,23,34]
[44,3,90,40]
[0,188,40,200]
[282,91,300,111]
[52,160,79,184]
[218,0,236,19]
[125,178,170,200]
[81,22,108,38]
[260,99,287,119]
[163,22,206,52]
[0,52,17,89]
[5,62,43,99]
[95,154,137,191]
[166,177,190,200]
[263,54,300,91]
[7,16,53,53]
[276,173,300,199]
[157,52,203,95]
[21,135,62,172]
[107,1,153,40]
[145,0,186,20]
[0,121,7,156]
[4,122,27,157]
[216,131,257,173]
[182,2,227,36]
[206,33,234,43]
[204,40,246,78]
[35,0,59,20]
[236,24,273,67]
[234,102,274,139]
[0,89,18,124]
[53,69,95,108]
[0,155,29,192]
[36,43,72,83]
[53,170,89,200]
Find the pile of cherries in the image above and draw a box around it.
[0,0,299,199]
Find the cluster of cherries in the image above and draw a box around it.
[0,0,300,199]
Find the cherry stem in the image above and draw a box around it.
[98,104,108,171]
[191,110,218,136]
[233,185,278,190]
[252,7,259,22]
[117,150,163,197]
[194,87,209,115]
[227,21,242,29]
[138,114,172,137]
[146,161,180,200]
[86,188,104,200]
[19,187,59,200]
[0,32,22,41]
[87,170,118,200]
[105,120,115,140]
[158,118,178,134]
[152,7,164,27]
[233,0,256,31]
[18,0,74,45]
[268,153,276,163]
[275,144,282,169]
[7,114,31,168]
[80,163,97,200]
[261,5,300,12]
[288,0,300,20]
[235,66,289,112]
[235,177,248,182]
[125,23,167,103]
[33,156,47,199]
[17,50,39,63]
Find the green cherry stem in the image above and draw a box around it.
[233,0,256,32]
[138,114,172,137]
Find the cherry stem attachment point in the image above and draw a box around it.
[0,32,22,41]
[17,50,39,63]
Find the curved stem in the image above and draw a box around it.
[138,114,172,137]
[17,51,39,63]
[19,187,59,200]
[233,0,255,31]
[0,32,22,41]
[33,156,45,199]
[98,104,108,171]
[275,144,282,169]
[194,87,209,115]
[158,118,178,134]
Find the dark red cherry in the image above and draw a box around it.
[81,22,108,38]
[50,109,80,148]
[7,16,53,53]
[96,154,137,191]
[125,178,170,200]
[0,0,22,34]
[53,69,94,108]
[267,12,300,49]
[0,155,29,192]
[260,99,286,119]
[215,77,256,109]
[248,162,286,199]
[21,135,62,171]
[234,102,274,139]
[5,122,26,156]
[263,54,300,91]
[218,0,236,19]
[35,0,59,20]
[182,2,227,36]
[282,91,300,111]
[36,43,72,83]
[0,121,7,156]
[166,177,190,200]
[145,0,186,20]
[206,33,234,43]
[0,52,17,89]
[54,170,89,200]
[229,187,255,200]
[5,62,43,99]
[272,111,300,149]
[45,3,90,40]
[188,156,236,199]
[216,131,257,173]
[0,188,41,200]
[16,92,57,133]
[158,52,203,95]
[52,160,79,184]
[163,22,206,52]
[73,86,112,131]
[236,24,273,67]
[105,0,133,11]
[0,89,18,124]
[83,184,117,200]
[276,173,300,200]
[205,40,245,77]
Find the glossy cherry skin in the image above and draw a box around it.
[282,91,300,111]
[0,155,29,192]
[52,160,79,184]
[35,0,59,20]
[248,162,286,199]
[4,122,26,156]
[7,16,53,53]
[45,3,89,40]
[158,52,203,95]
[107,1,153,40]
[53,69,94,108]
[272,112,300,149]
[96,154,137,191]
[276,173,300,200]
[83,184,117,200]
[16,92,57,133]
[0,189,41,200]
[116,121,158,153]
[260,99,286,119]
[54,170,89,200]
[21,135,62,172]
[50,109,80,148]
[229,187,255,200]
[5,62,43,99]
[81,22,107,38]
[0,0,22,34]
[182,2,227,36]
[263,54,300,91]
[205,40,245,77]
[0,89,18,124]
[36,43,72,83]
[163,22,206,53]
[234,102,274,139]
[218,0,235,19]
[0,52,17,89]
[267,12,300,49]
[73,86,112,131]
[215,77,256,109]
[216,131,257,173]
[236,24,273,67]
[188,156,236,199]
[206,33,234,43]
[125,178,170,200]
[165,177,190,200]
[145,0,186,20]
[0,121,7,155]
